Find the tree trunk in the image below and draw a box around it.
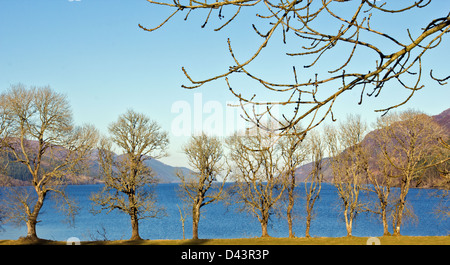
[192,204,200,240]
[261,223,269,237]
[192,219,199,240]
[305,215,311,238]
[287,170,295,238]
[130,214,142,240]
[260,215,270,237]
[345,222,352,237]
[129,199,142,240]
[130,216,141,240]
[287,210,294,238]
[393,202,404,236]
[25,191,46,241]
[287,190,294,238]
[181,219,185,240]
[393,177,410,236]
[25,218,39,241]
[381,205,390,236]
[344,208,353,237]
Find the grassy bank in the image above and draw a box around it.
[1,236,449,245]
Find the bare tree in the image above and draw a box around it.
[432,138,450,220]
[361,140,395,236]
[142,0,449,135]
[278,127,307,238]
[177,133,228,240]
[0,99,10,227]
[325,114,367,237]
[90,109,168,240]
[0,84,99,241]
[303,130,324,238]
[0,100,10,177]
[374,109,448,236]
[177,203,189,240]
[226,127,285,237]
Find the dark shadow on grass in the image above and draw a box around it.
[0,237,62,245]
[80,238,213,245]
[82,239,148,245]
[179,239,212,245]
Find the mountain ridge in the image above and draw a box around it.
[0,147,193,186]
[77,151,193,184]
[294,107,450,186]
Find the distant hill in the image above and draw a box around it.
[295,107,450,186]
[432,108,450,132]
[1,145,193,186]
[81,152,194,184]
[145,159,193,183]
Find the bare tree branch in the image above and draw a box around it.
[143,0,449,135]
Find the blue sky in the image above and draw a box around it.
[1,0,449,168]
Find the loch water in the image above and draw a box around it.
[0,183,448,241]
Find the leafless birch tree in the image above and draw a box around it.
[374,109,448,235]
[278,127,307,238]
[177,133,228,240]
[90,109,168,240]
[432,138,450,219]
[303,130,325,238]
[226,127,285,237]
[361,141,396,236]
[0,84,99,241]
[142,0,450,135]
[325,114,367,237]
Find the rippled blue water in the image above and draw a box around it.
[0,183,448,241]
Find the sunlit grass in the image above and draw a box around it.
[1,236,449,245]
